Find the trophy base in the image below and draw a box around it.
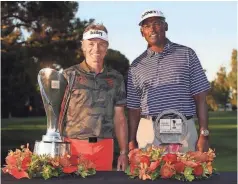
[33,140,71,157]
[42,135,62,142]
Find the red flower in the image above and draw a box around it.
[130,164,138,174]
[182,160,198,168]
[128,149,141,165]
[148,160,161,172]
[162,153,177,164]
[59,156,71,167]
[187,151,208,162]
[140,155,150,166]
[69,155,79,165]
[193,165,203,176]
[21,157,31,171]
[10,168,29,179]
[174,161,185,173]
[63,166,78,173]
[160,163,175,179]
[5,156,17,166]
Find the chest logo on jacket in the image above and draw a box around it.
[77,75,87,85]
[105,78,114,88]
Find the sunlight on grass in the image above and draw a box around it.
[209,117,237,120]
[208,124,237,129]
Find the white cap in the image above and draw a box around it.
[83,29,108,42]
[139,9,165,26]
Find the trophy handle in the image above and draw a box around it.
[58,71,76,136]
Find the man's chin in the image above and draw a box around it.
[90,59,102,64]
[148,40,161,46]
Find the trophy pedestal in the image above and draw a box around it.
[33,140,71,157]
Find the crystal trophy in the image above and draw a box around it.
[33,68,70,157]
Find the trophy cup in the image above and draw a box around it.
[33,68,70,157]
[153,109,189,153]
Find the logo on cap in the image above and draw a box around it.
[83,29,108,42]
[90,30,103,36]
[139,9,165,26]
[142,10,159,18]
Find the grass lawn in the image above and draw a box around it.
[1,111,237,171]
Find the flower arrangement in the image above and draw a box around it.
[125,144,216,182]
[2,144,96,180]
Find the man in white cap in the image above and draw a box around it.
[127,9,210,153]
[61,23,128,171]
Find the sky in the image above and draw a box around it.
[76,1,237,81]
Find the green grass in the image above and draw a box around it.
[1,112,237,171]
[195,111,237,172]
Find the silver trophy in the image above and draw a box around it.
[153,109,189,153]
[33,68,70,157]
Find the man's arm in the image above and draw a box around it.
[114,106,128,171]
[114,106,128,154]
[193,90,209,152]
[128,108,141,151]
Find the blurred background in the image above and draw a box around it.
[1,1,237,171]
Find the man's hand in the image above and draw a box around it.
[128,108,140,151]
[117,154,128,171]
[196,136,209,152]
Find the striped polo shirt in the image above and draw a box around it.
[127,39,210,117]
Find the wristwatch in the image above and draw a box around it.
[120,150,128,155]
[200,129,210,136]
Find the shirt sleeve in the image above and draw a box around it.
[114,75,127,106]
[126,68,141,109]
[189,48,211,96]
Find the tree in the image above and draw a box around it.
[104,49,130,79]
[213,66,230,110]
[227,49,237,108]
[206,81,218,111]
[2,2,130,118]
[1,1,93,118]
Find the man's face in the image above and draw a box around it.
[82,38,108,63]
[141,17,167,46]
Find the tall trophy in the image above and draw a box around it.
[33,68,70,157]
[153,109,189,153]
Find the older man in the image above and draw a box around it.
[61,23,128,171]
[127,9,210,153]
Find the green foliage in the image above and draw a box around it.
[211,67,230,110]
[41,165,59,180]
[227,49,237,107]
[27,154,60,179]
[207,49,237,111]
[104,49,130,79]
[125,166,131,175]
[77,164,96,178]
[1,2,92,118]
[150,168,160,180]
[2,2,130,118]
[184,167,194,182]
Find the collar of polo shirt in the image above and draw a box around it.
[147,38,172,57]
[83,29,108,42]
[80,60,106,74]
